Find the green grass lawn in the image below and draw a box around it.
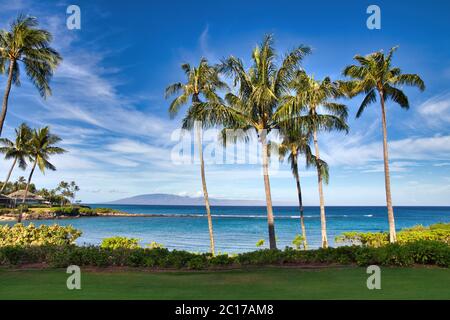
[0,266,449,300]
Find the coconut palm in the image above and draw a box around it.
[342,47,425,243]
[278,127,328,250]
[165,58,227,255]
[0,14,62,136]
[18,127,66,222]
[189,35,310,249]
[0,123,32,193]
[281,71,348,248]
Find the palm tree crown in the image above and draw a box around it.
[342,46,425,117]
[0,123,32,170]
[165,57,227,119]
[0,15,62,96]
[28,127,66,173]
[0,123,32,193]
[0,14,62,135]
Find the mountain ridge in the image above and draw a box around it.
[106,193,292,206]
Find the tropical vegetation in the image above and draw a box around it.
[341,47,425,243]
[165,58,227,255]
[0,14,61,136]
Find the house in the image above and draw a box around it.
[7,190,47,206]
[0,194,13,207]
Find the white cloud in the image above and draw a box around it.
[417,92,450,126]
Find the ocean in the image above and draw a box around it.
[3,205,450,253]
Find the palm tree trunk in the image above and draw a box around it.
[0,157,17,193]
[18,159,37,223]
[293,156,308,250]
[379,91,397,243]
[313,129,328,248]
[260,131,277,250]
[196,125,215,255]
[0,60,15,137]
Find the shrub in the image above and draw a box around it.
[0,223,81,247]
[147,241,164,249]
[0,240,448,269]
[336,223,450,247]
[101,236,140,250]
[50,207,80,216]
[79,208,95,216]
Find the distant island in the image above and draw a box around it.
[106,193,294,206]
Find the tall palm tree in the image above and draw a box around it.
[0,15,62,136]
[165,58,227,255]
[278,128,328,250]
[0,123,32,193]
[190,35,311,249]
[18,127,66,222]
[283,71,348,248]
[342,47,425,243]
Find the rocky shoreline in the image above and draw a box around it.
[0,210,137,222]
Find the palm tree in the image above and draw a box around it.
[18,127,66,222]
[342,47,425,243]
[190,35,311,249]
[0,15,62,136]
[283,71,348,248]
[165,58,227,255]
[278,128,320,250]
[0,123,32,193]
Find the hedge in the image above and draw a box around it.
[0,240,448,269]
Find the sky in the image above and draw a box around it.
[0,0,449,205]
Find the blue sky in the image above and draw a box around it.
[0,0,449,205]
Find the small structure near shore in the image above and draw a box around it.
[7,190,47,206]
[0,194,13,207]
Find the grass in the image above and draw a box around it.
[0,266,449,300]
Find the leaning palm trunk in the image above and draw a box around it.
[293,157,308,250]
[313,129,328,248]
[260,131,277,250]
[18,159,37,223]
[0,60,15,137]
[379,91,397,243]
[0,157,17,193]
[196,125,216,255]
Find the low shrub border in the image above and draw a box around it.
[0,240,448,270]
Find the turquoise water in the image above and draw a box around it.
[2,205,449,253]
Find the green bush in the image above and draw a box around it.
[336,223,450,247]
[0,240,448,269]
[79,208,95,216]
[100,236,140,250]
[0,223,81,247]
[50,207,80,216]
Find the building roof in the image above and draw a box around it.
[0,194,12,200]
[7,190,44,200]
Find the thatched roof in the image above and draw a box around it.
[7,190,44,200]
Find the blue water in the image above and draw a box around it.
[2,205,449,253]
